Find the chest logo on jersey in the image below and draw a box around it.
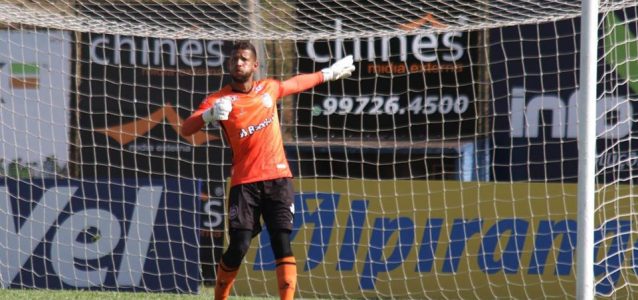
[262,93,273,108]
[239,113,275,139]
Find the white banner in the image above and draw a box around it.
[0,30,71,177]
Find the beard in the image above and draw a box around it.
[231,71,252,83]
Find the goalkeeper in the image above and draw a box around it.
[182,41,355,300]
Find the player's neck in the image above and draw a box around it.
[230,79,255,93]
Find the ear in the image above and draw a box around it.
[253,60,259,69]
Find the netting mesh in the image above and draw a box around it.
[3,0,638,299]
[0,0,633,39]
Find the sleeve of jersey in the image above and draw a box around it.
[278,72,324,98]
[181,98,213,136]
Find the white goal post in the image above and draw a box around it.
[576,0,599,299]
[0,0,636,299]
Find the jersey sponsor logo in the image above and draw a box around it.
[262,94,273,108]
[238,114,275,138]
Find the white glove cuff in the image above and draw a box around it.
[201,107,215,123]
[321,68,333,82]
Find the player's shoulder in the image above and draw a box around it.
[204,85,233,102]
[254,78,281,91]
[261,78,281,85]
[212,85,234,97]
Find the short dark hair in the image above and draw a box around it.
[231,41,257,59]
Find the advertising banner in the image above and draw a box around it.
[0,178,200,293]
[76,32,233,180]
[490,9,638,182]
[0,30,71,178]
[295,3,480,140]
[73,4,242,282]
[75,34,230,269]
[234,179,638,299]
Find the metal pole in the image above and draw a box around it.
[248,0,266,79]
[576,0,599,299]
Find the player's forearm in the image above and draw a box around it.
[280,72,324,97]
[181,111,206,136]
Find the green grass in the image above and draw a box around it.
[0,286,277,300]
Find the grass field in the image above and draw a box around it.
[0,286,279,300]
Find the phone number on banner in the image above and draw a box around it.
[316,95,470,116]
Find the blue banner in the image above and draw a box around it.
[490,9,638,183]
[0,178,200,293]
[234,180,638,298]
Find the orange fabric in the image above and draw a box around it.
[182,73,323,137]
[275,256,297,300]
[183,75,324,187]
[279,72,324,98]
[181,108,206,136]
[214,261,239,300]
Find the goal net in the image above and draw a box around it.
[0,0,637,298]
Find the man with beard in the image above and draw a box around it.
[182,41,355,300]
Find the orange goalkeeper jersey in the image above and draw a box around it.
[188,73,323,187]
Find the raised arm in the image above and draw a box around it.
[181,108,208,136]
[280,72,324,98]
[279,55,356,98]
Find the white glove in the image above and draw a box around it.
[202,96,233,122]
[322,55,356,82]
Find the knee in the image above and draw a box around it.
[222,230,252,268]
[270,229,293,259]
[228,236,251,255]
